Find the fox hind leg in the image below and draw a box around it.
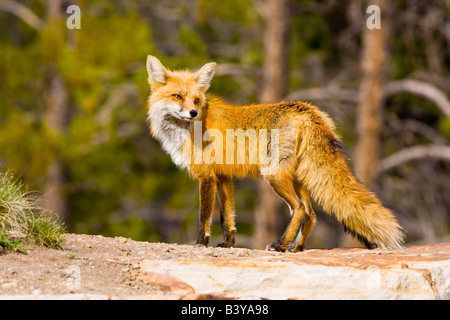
[264,174,306,252]
[288,186,316,252]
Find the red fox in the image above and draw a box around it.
[146,55,404,251]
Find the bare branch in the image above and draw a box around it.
[286,78,450,112]
[286,86,359,103]
[384,79,450,117]
[386,113,448,145]
[402,119,448,145]
[0,0,44,31]
[379,145,450,174]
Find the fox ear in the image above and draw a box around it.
[195,62,217,91]
[147,55,169,85]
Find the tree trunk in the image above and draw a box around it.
[355,0,391,187]
[252,0,291,249]
[43,0,70,223]
[44,65,70,223]
[345,0,392,247]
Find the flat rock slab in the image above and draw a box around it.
[137,243,450,300]
[0,234,448,300]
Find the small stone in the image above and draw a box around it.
[1,282,17,290]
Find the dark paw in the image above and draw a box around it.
[266,241,285,252]
[216,237,235,248]
[196,234,209,247]
[217,232,235,248]
[287,243,304,252]
[216,242,228,248]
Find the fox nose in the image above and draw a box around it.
[189,110,198,118]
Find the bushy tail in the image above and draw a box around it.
[295,109,404,249]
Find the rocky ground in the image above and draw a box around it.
[0,234,449,299]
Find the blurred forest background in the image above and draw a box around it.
[1,0,450,249]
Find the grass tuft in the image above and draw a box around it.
[0,170,66,251]
[26,211,66,248]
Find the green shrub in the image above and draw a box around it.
[0,230,27,254]
[0,171,66,250]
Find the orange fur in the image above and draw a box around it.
[146,56,405,250]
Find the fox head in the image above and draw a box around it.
[146,55,216,122]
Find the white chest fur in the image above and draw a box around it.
[149,102,192,169]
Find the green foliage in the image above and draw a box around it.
[438,118,450,140]
[0,171,66,249]
[179,26,207,57]
[198,0,256,24]
[0,171,36,233]
[0,231,27,254]
[102,216,160,242]
[26,212,66,248]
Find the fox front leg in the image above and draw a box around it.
[196,178,217,246]
[216,176,236,248]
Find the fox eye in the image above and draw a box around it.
[172,94,183,100]
[194,98,200,104]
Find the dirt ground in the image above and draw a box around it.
[0,234,152,297]
[1,233,449,299]
[0,233,277,298]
